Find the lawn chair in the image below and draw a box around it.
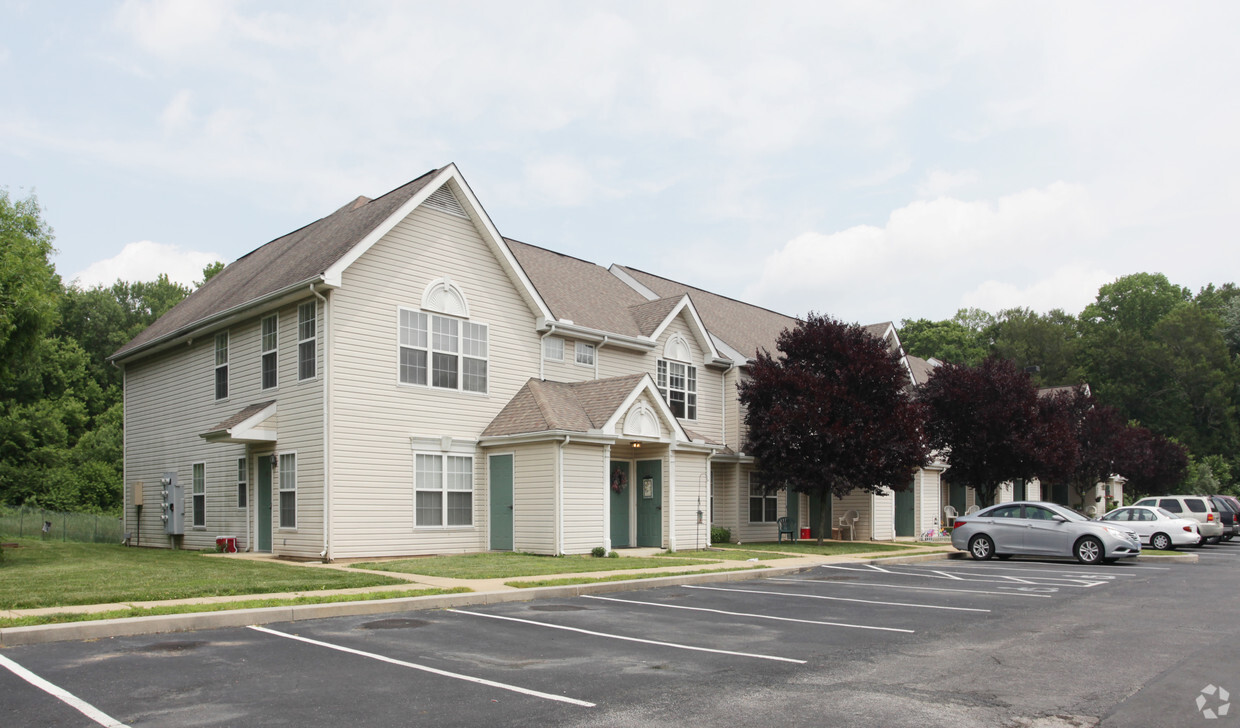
[776,516,797,542]
[838,510,859,541]
[965,505,979,515]
[943,505,958,528]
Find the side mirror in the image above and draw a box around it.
[1052,514,1069,523]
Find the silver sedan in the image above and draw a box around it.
[951,500,1141,564]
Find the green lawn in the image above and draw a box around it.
[506,566,766,588]
[712,540,923,556]
[655,548,792,561]
[0,539,406,610]
[352,552,717,579]
[0,587,472,628]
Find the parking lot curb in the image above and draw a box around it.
[0,562,824,648]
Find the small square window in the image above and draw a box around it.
[575,342,595,366]
[544,337,564,361]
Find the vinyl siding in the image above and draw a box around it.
[561,442,605,554]
[835,491,871,541]
[121,298,325,558]
[917,468,943,535]
[512,442,556,555]
[671,450,711,551]
[710,464,740,538]
[872,488,895,541]
[732,463,783,543]
[326,200,543,557]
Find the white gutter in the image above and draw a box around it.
[538,319,652,352]
[594,336,609,380]
[311,283,331,562]
[557,435,571,555]
[539,324,560,380]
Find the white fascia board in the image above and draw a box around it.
[711,334,749,365]
[539,320,654,352]
[600,374,691,443]
[479,431,616,447]
[607,265,660,301]
[647,296,722,362]
[111,279,329,365]
[322,164,554,323]
[200,403,278,444]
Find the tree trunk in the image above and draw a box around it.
[817,492,831,546]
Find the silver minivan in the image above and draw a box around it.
[1132,495,1223,545]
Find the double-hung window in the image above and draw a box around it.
[399,309,488,393]
[236,458,248,508]
[544,336,564,361]
[298,302,316,381]
[575,342,595,366]
[748,473,777,523]
[657,360,697,419]
[414,453,473,527]
[261,315,278,390]
[279,453,297,528]
[192,463,206,527]
[214,333,229,400]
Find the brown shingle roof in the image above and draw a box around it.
[483,374,647,437]
[505,239,652,336]
[203,400,277,434]
[111,169,443,361]
[612,265,799,361]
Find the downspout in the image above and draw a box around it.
[311,284,331,562]
[557,435,571,555]
[539,323,560,381]
[721,362,736,449]
[594,336,609,380]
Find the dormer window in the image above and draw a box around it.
[657,360,696,419]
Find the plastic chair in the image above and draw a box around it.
[943,505,958,528]
[1086,505,1098,518]
[776,516,797,543]
[965,505,980,515]
[838,510,859,541]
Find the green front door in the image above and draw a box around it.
[895,484,915,537]
[949,482,967,517]
[610,461,631,547]
[1013,478,1026,501]
[257,454,272,552]
[635,459,662,548]
[809,491,833,539]
[489,454,514,551]
[786,489,799,529]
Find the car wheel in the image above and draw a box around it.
[968,535,994,560]
[1207,536,1223,545]
[1150,532,1172,551]
[1075,536,1104,565]
[996,554,1013,560]
[1224,534,1234,542]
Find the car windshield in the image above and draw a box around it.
[1052,506,1089,522]
[1155,507,1178,519]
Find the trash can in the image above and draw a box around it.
[800,528,811,540]
[215,536,238,553]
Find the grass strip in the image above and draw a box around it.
[710,541,921,556]
[653,549,792,561]
[504,566,765,588]
[353,551,716,579]
[0,587,472,628]
[0,539,405,610]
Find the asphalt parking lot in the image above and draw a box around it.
[3,543,1239,728]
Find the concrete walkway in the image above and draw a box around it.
[0,543,1191,647]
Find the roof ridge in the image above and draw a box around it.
[504,236,610,270]
[616,264,798,321]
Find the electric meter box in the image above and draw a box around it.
[160,471,185,535]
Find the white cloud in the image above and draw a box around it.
[960,265,1113,316]
[69,241,223,289]
[917,169,978,198]
[744,182,1107,322]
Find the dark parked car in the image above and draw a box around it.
[1210,496,1238,542]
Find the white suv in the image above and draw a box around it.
[1132,496,1224,545]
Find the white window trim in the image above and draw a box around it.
[413,450,475,529]
[543,336,564,362]
[574,341,595,367]
[260,313,279,391]
[396,306,490,395]
[192,461,206,529]
[657,359,697,420]
[747,472,778,524]
[214,332,229,401]
[278,451,297,530]
[237,457,248,509]
[298,302,317,382]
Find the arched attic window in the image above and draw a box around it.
[398,277,487,393]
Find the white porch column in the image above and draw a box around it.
[667,448,677,552]
[602,444,612,552]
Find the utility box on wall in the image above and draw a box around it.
[160,471,184,535]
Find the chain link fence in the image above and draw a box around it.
[0,505,124,544]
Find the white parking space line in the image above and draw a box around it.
[933,562,1165,572]
[581,595,915,633]
[450,609,805,664]
[0,654,125,727]
[932,565,1142,577]
[248,625,595,707]
[818,564,1105,588]
[769,577,1054,598]
[680,584,991,612]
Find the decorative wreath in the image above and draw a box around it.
[611,467,628,493]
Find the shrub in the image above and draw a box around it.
[710,525,731,544]
[591,546,606,558]
[608,550,619,558]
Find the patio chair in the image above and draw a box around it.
[943,505,958,528]
[776,516,797,542]
[965,505,980,515]
[838,510,859,541]
[1086,505,1098,518]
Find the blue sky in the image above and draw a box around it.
[4,1,1238,325]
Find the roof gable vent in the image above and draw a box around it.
[423,185,468,218]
